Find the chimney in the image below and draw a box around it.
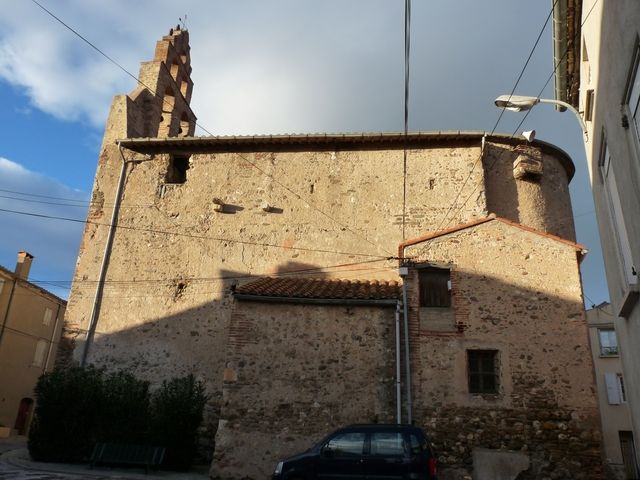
[15,251,34,280]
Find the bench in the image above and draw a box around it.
[90,443,166,473]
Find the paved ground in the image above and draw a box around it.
[0,437,209,480]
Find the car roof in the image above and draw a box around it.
[340,424,425,433]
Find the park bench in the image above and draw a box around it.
[90,443,166,473]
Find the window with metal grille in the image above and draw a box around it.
[468,350,498,394]
[418,267,451,308]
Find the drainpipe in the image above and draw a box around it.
[0,278,17,348]
[43,302,62,374]
[399,266,412,424]
[395,300,402,424]
[81,142,128,367]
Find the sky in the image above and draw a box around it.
[0,0,609,305]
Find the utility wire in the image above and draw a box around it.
[443,0,601,228]
[0,207,390,259]
[512,0,600,137]
[29,0,389,258]
[431,1,558,236]
[402,0,411,241]
[27,258,394,288]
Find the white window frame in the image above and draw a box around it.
[43,307,53,327]
[598,328,618,356]
[32,339,47,368]
[605,372,627,405]
[624,39,640,152]
[599,141,637,286]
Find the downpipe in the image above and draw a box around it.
[81,142,128,367]
[395,301,402,424]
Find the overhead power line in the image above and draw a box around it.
[0,207,391,259]
[27,258,394,289]
[29,0,390,258]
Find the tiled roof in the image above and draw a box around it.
[234,277,400,301]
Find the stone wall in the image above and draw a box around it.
[211,301,397,479]
[403,220,602,479]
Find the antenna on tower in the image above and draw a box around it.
[178,15,187,30]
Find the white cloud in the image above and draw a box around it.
[0,157,89,298]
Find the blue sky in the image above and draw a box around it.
[0,0,609,305]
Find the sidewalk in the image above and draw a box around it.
[0,438,209,480]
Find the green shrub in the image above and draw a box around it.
[28,366,104,462]
[29,368,206,471]
[149,374,208,470]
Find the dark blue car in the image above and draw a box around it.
[272,424,437,480]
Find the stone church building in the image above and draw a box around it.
[63,28,603,479]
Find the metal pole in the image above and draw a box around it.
[0,278,17,348]
[81,143,128,367]
[402,281,412,424]
[395,301,402,424]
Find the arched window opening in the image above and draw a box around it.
[178,112,190,137]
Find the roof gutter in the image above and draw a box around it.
[553,0,569,110]
[234,294,398,307]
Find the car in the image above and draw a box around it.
[272,424,437,480]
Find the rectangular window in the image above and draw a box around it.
[165,155,190,184]
[600,143,637,285]
[32,339,47,367]
[0,278,4,295]
[585,89,594,122]
[625,41,640,144]
[43,308,53,327]
[468,350,498,394]
[419,267,451,308]
[605,372,627,404]
[598,328,618,356]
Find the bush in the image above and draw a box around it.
[29,366,104,462]
[28,368,206,470]
[149,374,207,470]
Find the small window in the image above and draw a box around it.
[0,278,4,295]
[165,155,190,184]
[43,308,53,327]
[370,432,405,457]
[598,328,618,356]
[323,432,365,458]
[624,41,640,142]
[618,374,627,402]
[605,372,627,404]
[599,143,637,286]
[419,267,451,308]
[32,340,47,367]
[585,89,594,122]
[468,350,498,394]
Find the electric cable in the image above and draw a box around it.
[402,0,411,241]
[29,0,389,258]
[0,207,390,259]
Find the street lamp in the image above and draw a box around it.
[494,94,588,140]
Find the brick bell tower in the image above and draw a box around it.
[101,26,197,146]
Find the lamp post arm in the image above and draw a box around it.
[538,98,588,139]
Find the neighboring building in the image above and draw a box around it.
[0,251,66,435]
[63,28,603,478]
[554,0,640,468]
[587,303,638,480]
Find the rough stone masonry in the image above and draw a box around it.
[59,28,603,479]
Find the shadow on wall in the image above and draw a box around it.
[79,261,599,479]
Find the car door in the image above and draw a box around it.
[361,431,410,480]
[316,431,366,480]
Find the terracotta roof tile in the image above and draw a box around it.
[235,277,400,301]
